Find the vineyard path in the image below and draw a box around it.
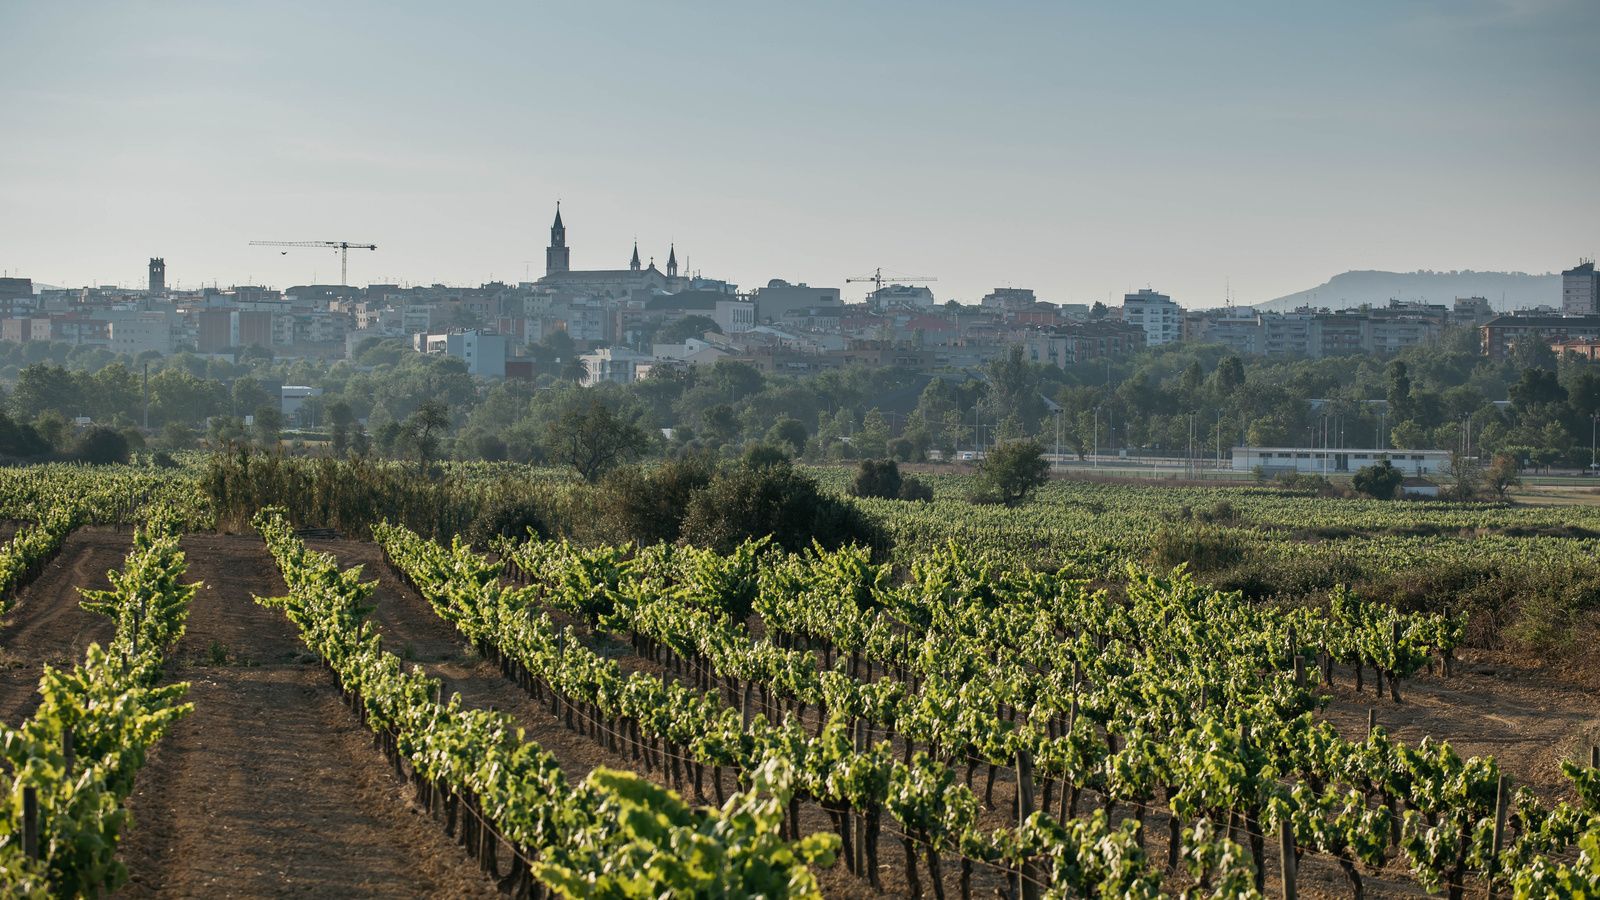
[0,528,125,726]
[114,533,497,898]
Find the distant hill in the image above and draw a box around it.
[1253,270,1559,312]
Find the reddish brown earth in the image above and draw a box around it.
[0,531,1575,898]
[1321,650,1600,798]
[113,534,496,898]
[0,528,125,725]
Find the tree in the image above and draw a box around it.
[405,400,450,472]
[1352,459,1403,500]
[855,408,891,459]
[1213,356,1246,394]
[326,399,355,455]
[599,454,716,545]
[1486,453,1522,500]
[0,412,50,460]
[657,315,721,344]
[11,364,82,419]
[545,399,651,483]
[252,404,284,449]
[680,462,882,555]
[765,416,809,455]
[1509,337,1558,373]
[472,431,509,461]
[74,426,130,465]
[741,443,791,470]
[1386,361,1412,420]
[974,439,1050,506]
[157,421,193,452]
[1443,451,1483,500]
[849,458,903,500]
[985,345,1045,432]
[1509,368,1567,415]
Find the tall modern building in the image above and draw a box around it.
[1120,288,1184,345]
[1563,260,1598,316]
[148,257,166,295]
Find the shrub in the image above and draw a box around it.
[741,443,792,470]
[849,459,903,500]
[897,475,934,503]
[598,456,717,545]
[971,439,1050,506]
[1352,460,1402,500]
[1149,523,1252,573]
[680,462,883,555]
[463,495,550,549]
[74,426,131,465]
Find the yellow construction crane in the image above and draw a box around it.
[250,240,377,286]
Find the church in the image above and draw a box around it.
[535,204,690,298]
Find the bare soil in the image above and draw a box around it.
[113,534,497,898]
[1321,650,1600,798]
[317,540,902,899]
[0,528,126,725]
[10,532,1575,900]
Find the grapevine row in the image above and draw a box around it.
[0,517,196,896]
[254,508,839,899]
[388,524,1266,898]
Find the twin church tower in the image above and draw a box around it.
[542,203,678,285]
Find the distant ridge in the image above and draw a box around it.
[1253,270,1558,312]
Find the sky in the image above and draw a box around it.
[1,0,1596,306]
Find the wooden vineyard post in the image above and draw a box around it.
[1278,819,1296,900]
[1488,774,1509,900]
[1017,749,1040,900]
[1590,745,1598,770]
[1292,655,1305,688]
[22,786,39,860]
[63,726,75,775]
[1389,620,1403,703]
[1367,708,1378,739]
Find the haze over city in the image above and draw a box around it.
[3,0,1597,304]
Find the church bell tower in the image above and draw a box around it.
[545,204,570,277]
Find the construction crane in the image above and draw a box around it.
[250,240,377,286]
[846,267,937,303]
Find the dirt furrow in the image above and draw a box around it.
[321,540,902,898]
[0,528,127,726]
[114,534,496,898]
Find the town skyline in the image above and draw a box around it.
[3,1,1597,305]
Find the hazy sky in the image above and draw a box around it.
[2,0,1596,306]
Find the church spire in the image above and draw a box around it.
[629,241,641,272]
[667,243,678,278]
[545,202,570,276]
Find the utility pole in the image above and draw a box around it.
[1093,408,1099,467]
[1054,409,1062,472]
[1216,410,1223,475]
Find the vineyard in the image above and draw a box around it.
[0,462,1597,896]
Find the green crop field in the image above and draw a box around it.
[2,459,1598,897]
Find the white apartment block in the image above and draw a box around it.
[1120,289,1184,346]
[1563,261,1599,316]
